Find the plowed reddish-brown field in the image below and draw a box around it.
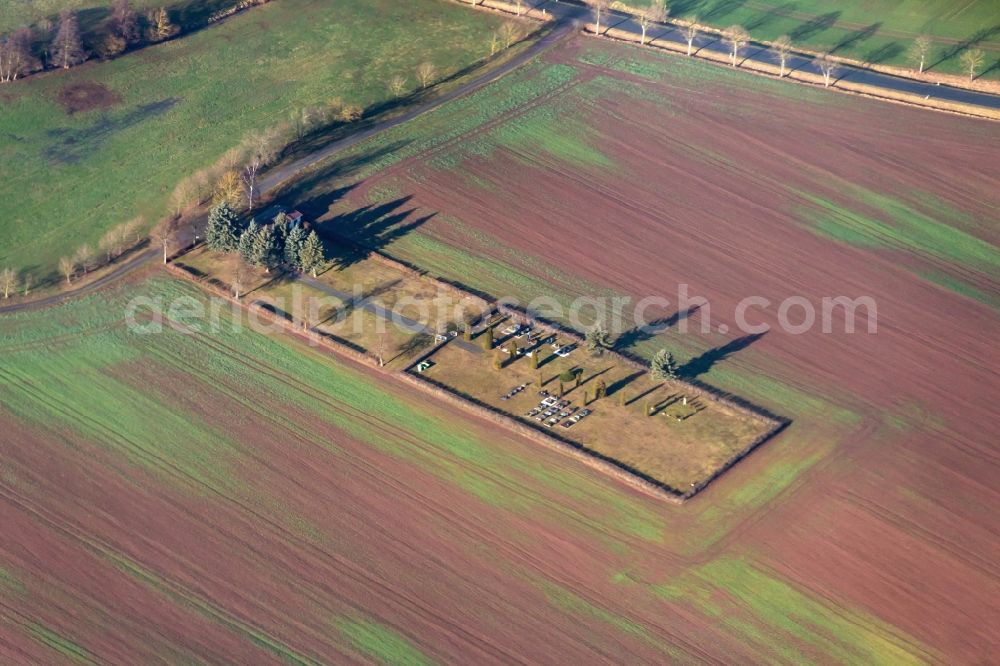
[290,36,1000,661]
[3,36,999,663]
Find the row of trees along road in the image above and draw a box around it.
[584,0,991,83]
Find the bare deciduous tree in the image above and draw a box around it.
[1,268,17,298]
[51,10,86,69]
[772,34,792,77]
[148,7,178,42]
[111,0,141,44]
[682,18,699,56]
[638,0,667,46]
[150,216,180,264]
[100,217,143,261]
[192,168,213,203]
[214,169,243,206]
[233,262,249,300]
[587,0,611,36]
[815,53,838,87]
[59,256,76,284]
[0,28,39,82]
[240,128,280,212]
[217,146,243,172]
[723,25,750,67]
[961,47,984,82]
[375,331,389,367]
[290,106,310,139]
[514,0,525,16]
[389,74,406,97]
[500,21,519,48]
[490,31,500,55]
[22,273,32,297]
[416,61,437,88]
[170,176,198,216]
[323,97,345,122]
[100,32,127,58]
[909,35,932,74]
[73,243,95,274]
[340,104,362,122]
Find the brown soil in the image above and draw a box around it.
[319,37,1000,660]
[56,81,123,115]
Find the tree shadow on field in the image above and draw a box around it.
[979,55,1000,79]
[928,24,1000,71]
[863,42,904,65]
[273,141,407,207]
[614,305,701,352]
[43,97,182,164]
[789,11,841,42]
[332,278,403,320]
[745,2,797,32]
[313,196,435,270]
[831,22,881,55]
[388,332,434,364]
[666,0,704,17]
[607,370,645,396]
[281,28,547,165]
[679,332,765,379]
[626,381,664,406]
[701,0,748,24]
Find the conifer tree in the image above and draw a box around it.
[253,224,280,272]
[284,225,306,269]
[298,231,325,277]
[586,323,611,356]
[271,212,290,248]
[238,221,260,263]
[651,348,679,381]
[206,201,241,253]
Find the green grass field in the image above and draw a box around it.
[620,0,1000,78]
[0,0,244,34]
[0,0,506,283]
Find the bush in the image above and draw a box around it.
[340,104,363,122]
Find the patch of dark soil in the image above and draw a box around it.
[56,82,123,115]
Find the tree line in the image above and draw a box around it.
[1,13,524,300]
[584,0,990,84]
[0,0,273,81]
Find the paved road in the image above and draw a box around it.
[534,0,1000,110]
